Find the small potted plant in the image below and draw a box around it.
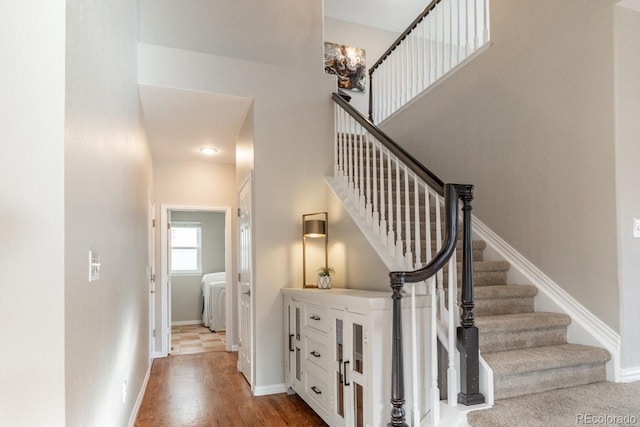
[316,266,335,289]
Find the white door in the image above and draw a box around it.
[166,211,173,354]
[148,196,156,358]
[238,176,253,384]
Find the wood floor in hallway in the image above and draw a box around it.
[135,350,327,426]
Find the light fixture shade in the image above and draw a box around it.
[303,219,326,238]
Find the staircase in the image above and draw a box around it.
[328,93,613,425]
[425,208,611,401]
[443,236,611,402]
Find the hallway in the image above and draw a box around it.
[135,351,326,426]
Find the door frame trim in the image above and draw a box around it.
[159,204,233,356]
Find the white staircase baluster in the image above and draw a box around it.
[365,134,372,223]
[395,159,403,260]
[387,153,395,253]
[410,283,420,427]
[414,176,422,269]
[358,125,365,215]
[430,276,440,426]
[404,166,412,268]
[372,138,380,234]
[379,147,387,244]
[447,252,458,406]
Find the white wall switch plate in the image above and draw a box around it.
[89,250,101,282]
[634,218,640,238]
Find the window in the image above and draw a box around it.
[170,221,202,275]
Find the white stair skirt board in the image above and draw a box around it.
[252,383,287,397]
[471,216,622,382]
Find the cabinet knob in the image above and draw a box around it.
[310,351,321,358]
[309,315,321,321]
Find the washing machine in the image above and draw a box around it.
[201,272,225,327]
[209,282,226,332]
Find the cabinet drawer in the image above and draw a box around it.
[305,370,329,412]
[304,303,329,334]
[304,336,328,372]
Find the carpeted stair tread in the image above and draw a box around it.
[476,312,570,333]
[483,344,611,377]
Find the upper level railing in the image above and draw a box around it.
[368,0,490,123]
[332,93,484,426]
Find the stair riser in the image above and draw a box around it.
[443,271,508,286]
[493,364,606,400]
[403,247,484,262]
[474,297,535,316]
[479,327,567,353]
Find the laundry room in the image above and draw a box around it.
[170,210,226,330]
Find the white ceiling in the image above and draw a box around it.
[139,85,252,164]
[140,1,427,164]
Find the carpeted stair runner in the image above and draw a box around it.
[426,217,612,417]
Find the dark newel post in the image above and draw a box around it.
[389,273,408,427]
[368,69,374,122]
[456,185,485,405]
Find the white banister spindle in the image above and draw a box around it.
[395,159,403,259]
[447,252,458,406]
[379,147,387,243]
[387,153,395,251]
[425,186,433,265]
[414,177,422,269]
[365,135,372,222]
[435,194,444,294]
[371,141,379,232]
[403,166,412,268]
[358,127,365,214]
[429,276,440,425]
[410,283,420,427]
[334,105,339,176]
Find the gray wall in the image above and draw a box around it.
[65,0,153,425]
[0,2,66,425]
[171,211,226,323]
[381,0,620,331]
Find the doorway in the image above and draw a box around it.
[159,205,233,357]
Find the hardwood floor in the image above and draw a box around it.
[135,351,327,426]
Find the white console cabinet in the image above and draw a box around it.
[282,288,431,427]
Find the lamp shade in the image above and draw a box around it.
[303,219,326,238]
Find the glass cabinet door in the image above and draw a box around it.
[287,300,303,389]
[335,315,346,425]
[349,313,367,427]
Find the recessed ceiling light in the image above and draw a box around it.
[199,147,218,155]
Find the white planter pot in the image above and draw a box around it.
[317,275,332,289]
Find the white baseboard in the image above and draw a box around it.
[171,320,203,326]
[471,216,622,382]
[620,367,640,383]
[127,363,152,427]
[253,383,287,396]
